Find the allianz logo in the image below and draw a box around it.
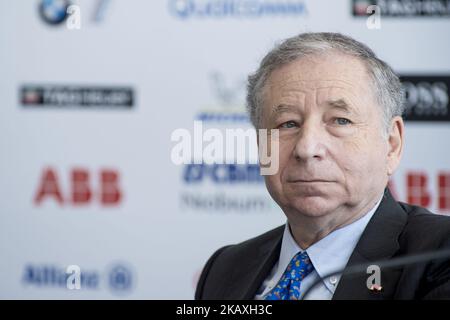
[22,263,133,293]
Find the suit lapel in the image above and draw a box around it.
[225,226,284,299]
[332,188,408,299]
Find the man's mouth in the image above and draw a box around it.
[288,179,334,183]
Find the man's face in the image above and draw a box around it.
[261,52,396,220]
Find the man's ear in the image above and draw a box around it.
[256,129,259,147]
[387,116,404,176]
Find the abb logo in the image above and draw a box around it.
[389,172,450,213]
[34,167,122,206]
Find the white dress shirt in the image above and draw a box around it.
[255,195,383,300]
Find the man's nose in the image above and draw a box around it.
[292,120,327,162]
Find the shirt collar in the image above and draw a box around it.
[277,194,384,294]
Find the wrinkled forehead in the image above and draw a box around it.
[262,53,376,107]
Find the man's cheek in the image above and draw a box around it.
[265,175,283,201]
[278,143,294,164]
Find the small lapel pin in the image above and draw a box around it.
[369,284,383,292]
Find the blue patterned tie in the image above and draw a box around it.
[264,251,314,300]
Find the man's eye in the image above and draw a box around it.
[334,118,352,125]
[279,121,298,129]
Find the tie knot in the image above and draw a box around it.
[286,251,314,281]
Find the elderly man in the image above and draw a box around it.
[195,32,450,300]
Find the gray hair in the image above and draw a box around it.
[246,32,405,135]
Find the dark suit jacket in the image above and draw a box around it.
[195,189,450,300]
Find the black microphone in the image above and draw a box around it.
[301,248,450,300]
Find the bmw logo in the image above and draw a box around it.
[39,0,71,25]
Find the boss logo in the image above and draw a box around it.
[400,76,450,121]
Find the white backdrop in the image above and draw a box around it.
[1,0,449,299]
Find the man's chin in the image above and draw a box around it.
[285,196,338,218]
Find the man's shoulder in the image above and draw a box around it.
[391,202,450,299]
[223,224,284,253]
[212,225,284,263]
[195,225,285,299]
[398,201,450,249]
